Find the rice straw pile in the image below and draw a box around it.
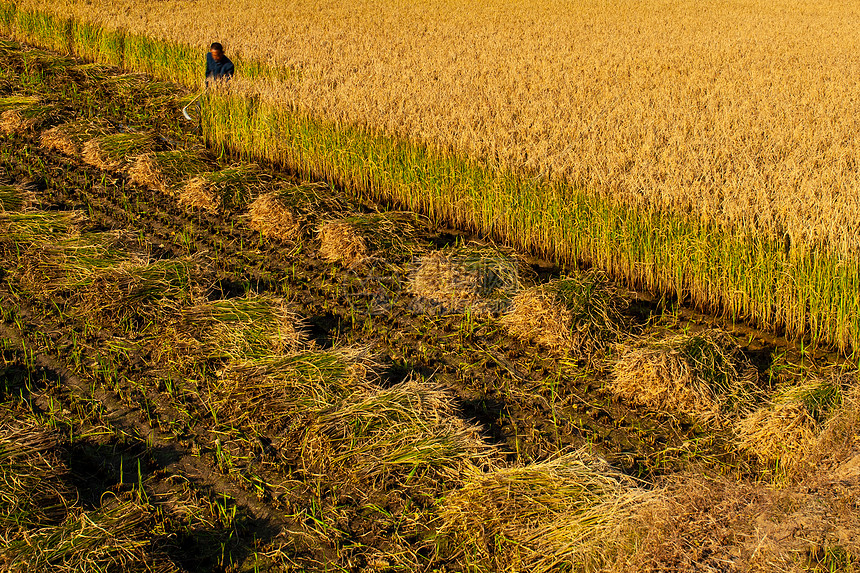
[736,374,844,474]
[128,150,208,195]
[438,450,647,572]
[409,244,521,315]
[39,119,111,157]
[247,192,302,241]
[611,330,760,424]
[82,132,156,171]
[501,272,629,360]
[182,163,267,211]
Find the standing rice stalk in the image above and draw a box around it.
[438,451,648,573]
[501,271,630,361]
[6,0,860,353]
[610,330,761,425]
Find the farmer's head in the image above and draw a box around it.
[210,42,224,61]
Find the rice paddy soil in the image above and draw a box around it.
[1,39,858,572]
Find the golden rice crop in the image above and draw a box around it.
[13,0,860,256]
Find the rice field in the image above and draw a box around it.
[1,17,860,573]
[0,0,858,354]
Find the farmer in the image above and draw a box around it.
[205,42,234,84]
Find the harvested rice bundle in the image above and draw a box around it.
[3,495,165,573]
[610,330,760,424]
[82,132,156,171]
[15,232,142,298]
[0,110,34,134]
[501,271,629,360]
[0,183,36,212]
[179,175,220,212]
[811,373,860,476]
[317,211,422,268]
[158,294,308,366]
[278,181,348,215]
[248,181,352,241]
[182,163,268,211]
[298,379,491,483]
[39,127,79,156]
[129,150,208,195]
[62,257,200,324]
[215,347,378,435]
[0,95,50,134]
[69,62,112,82]
[0,185,21,212]
[438,451,647,573]
[0,424,73,534]
[0,211,86,247]
[39,119,111,157]
[409,244,522,315]
[317,219,367,266]
[247,191,303,241]
[736,376,843,473]
[18,49,70,74]
[15,233,199,325]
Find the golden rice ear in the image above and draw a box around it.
[127,152,163,191]
[317,219,368,267]
[247,192,302,240]
[0,109,36,134]
[179,176,220,212]
[39,126,80,156]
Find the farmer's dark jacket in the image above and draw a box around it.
[205,53,234,81]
